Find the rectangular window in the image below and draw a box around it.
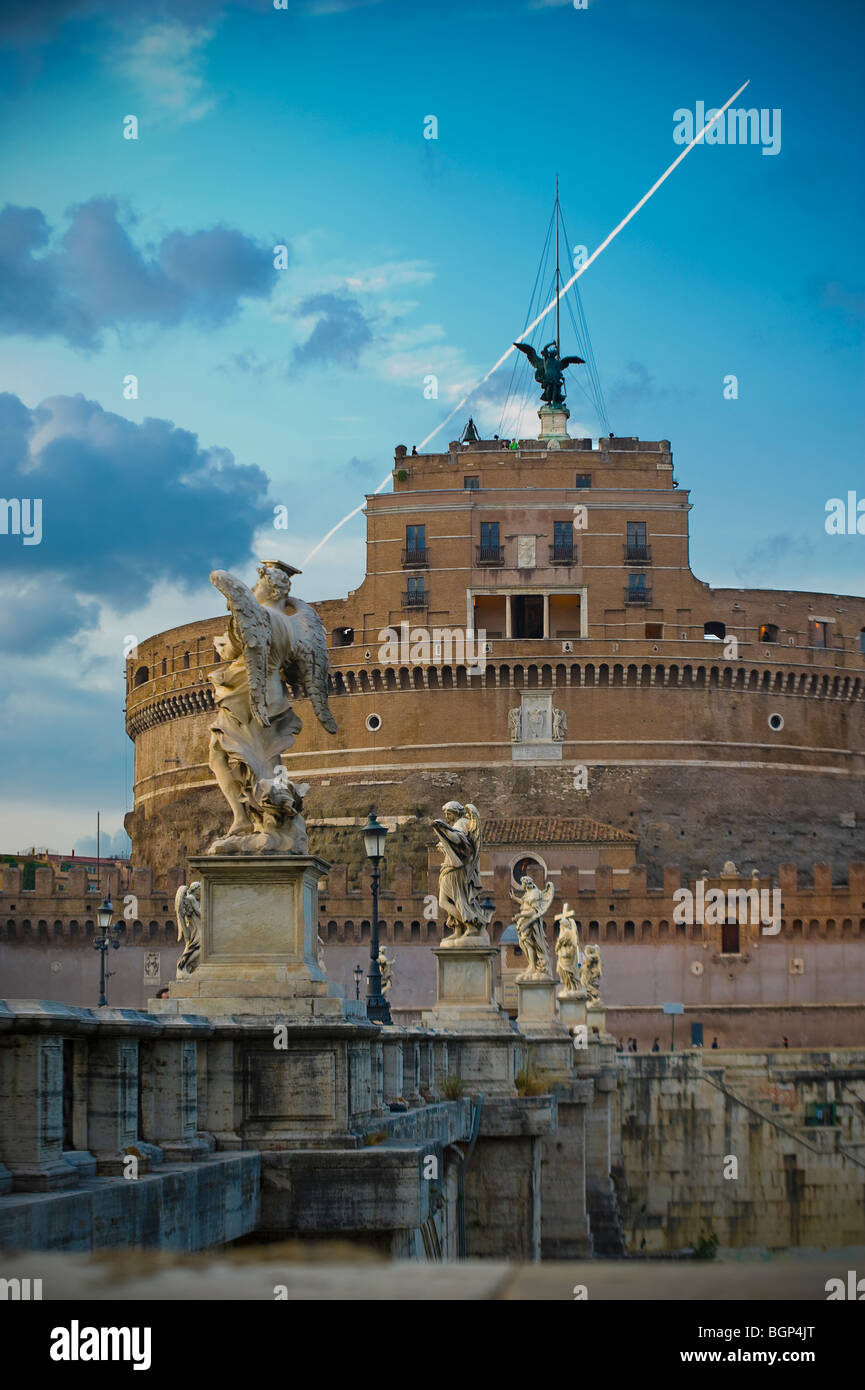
[645,622,663,639]
[407,575,424,596]
[628,573,647,593]
[553,521,571,549]
[575,474,591,488]
[627,521,647,547]
[511,594,544,639]
[464,475,479,490]
[721,921,740,954]
[804,1102,837,1127]
[480,521,499,548]
[406,524,425,549]
[809,619,829,648]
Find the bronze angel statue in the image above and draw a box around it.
[513,340,584,407]
[206,559,337,854]
[431,801,492,946]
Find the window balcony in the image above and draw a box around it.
[624,544,652,564]
[624,586,652,605]
[549,543,576,565]
[476,545,504,565]
[402,588,429,609]
[401,547,429,567]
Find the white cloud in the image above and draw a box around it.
[110,22,216,125]
[344,261,434,294]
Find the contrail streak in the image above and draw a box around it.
[304,79,749,566]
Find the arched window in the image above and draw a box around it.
[133,665,149,687]
[512,855,544,885]
[704,621,725,641]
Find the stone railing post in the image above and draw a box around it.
[198,1021,243,1150]
[138,1015,214,1161]
[381,1028,405,1105]
[86,1009,164,1174]
[0,1001,93,1191]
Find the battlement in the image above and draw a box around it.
[2,860,863,946]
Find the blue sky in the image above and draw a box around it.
[0,0,862,853]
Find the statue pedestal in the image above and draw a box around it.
[516,976,566,1034]
[586,1001,607,1036]
[151,854,356,1020]
[422,945,511,1033]
[538,403,570,442]
[557,990,587,1032]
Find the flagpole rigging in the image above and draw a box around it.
[555,174,560,355]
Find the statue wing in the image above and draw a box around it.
[558,354,586,368]
[210,570,272,727]
[513,341,542,370]
[539,882,555,917]
[464,804,482,855]
[174,885,188,942]
[282,596,338,735]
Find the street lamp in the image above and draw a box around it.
[361,812,391,1024]
[353,964,363,1000]
[93,895,123,1007]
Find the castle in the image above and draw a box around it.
[112,416,865,1040]
[4,418,862,1039]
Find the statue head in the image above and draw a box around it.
[542,342,558,360]
[254,560,301,608]
[442,800,464,825]
[189,881,201,901]
[520,875,535,891]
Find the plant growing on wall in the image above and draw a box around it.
[693,1231,720,1260]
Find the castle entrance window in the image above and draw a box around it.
[721,920,740,954]
[512,855,544,886]
[512,594,544,639]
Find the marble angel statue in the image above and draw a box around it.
[509,876,554,978]
[553,901,581,994]
[206,559,337,854]
[175,881,201,977]
[580,943,603,1004]
[431,801,492,946]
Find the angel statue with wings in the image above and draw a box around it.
[206,559,337,855]
[431,801,492,947]
[513,341,585,407]
[509,876,555,979]
[175,881,201,977]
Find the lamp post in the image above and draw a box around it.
[353,964,363,1001]
[93,894,123,1007]
[362,811,391,1024]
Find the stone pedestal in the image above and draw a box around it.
[151,854,349,1020]
[422,945,512,1033]
[587,1001,607,1036]
[516,976,566,1034]
[538,403,570,442]
[558,990,587,1032]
